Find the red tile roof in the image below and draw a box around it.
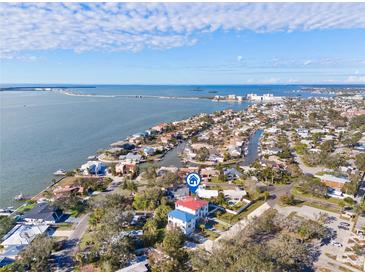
[176,196,208,210]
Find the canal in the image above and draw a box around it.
[241,129,263,166]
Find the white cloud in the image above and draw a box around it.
[346,75,365,83]
[237,56,243,62]
[0,3,365,58]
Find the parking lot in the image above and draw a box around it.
[275,205,357,271]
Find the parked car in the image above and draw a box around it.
[338,225,349,230]
[339,222,350,227]
[331,241,343,247]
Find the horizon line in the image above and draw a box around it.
[2,82,365,86]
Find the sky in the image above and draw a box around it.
[1,2,365,85]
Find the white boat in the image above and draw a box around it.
[53,169,66,176]
[14,193,24,201]
[87,155,96,160]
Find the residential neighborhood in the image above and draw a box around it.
[1,94,364,272]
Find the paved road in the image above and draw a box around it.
[267,183,293,206]
[51,175,123,271]
[70,213,90,241]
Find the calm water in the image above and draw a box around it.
[0,84,349,208]
[242,129,264,166]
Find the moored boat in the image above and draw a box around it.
[53,169,66,176]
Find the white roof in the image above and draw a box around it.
[196,188,218,199]
[317,174,350,185]
[1,224,49,247]
[223,189,247,200]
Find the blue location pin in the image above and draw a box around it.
[186,172,201,194]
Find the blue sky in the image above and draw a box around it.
[1,3,365,84]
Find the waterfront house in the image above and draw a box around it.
[115,161,138,178]
[80,161,107,176]
[177,167,200,179]
[0,224,49,260]
[119,152,143,163]
[143,147,156,156]
[200,167,219,182]
[23,202,63,225]
[157,166,178,177]
[152,123,169,133]
[53,185,84,199]
[223,167,242,181]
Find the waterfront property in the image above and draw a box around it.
[0,224,49,260]
[23,202,63,225]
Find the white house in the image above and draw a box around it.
[196,187,219,199]
[167,196,209,234]
[175,196,209,219]
[167,209,197,235]
[0,224,49,260]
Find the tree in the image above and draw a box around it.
[262,191,270,201]
[195,147,210,161]
[350,115,365,129]
[133,187,162,210]
[99,237,135,271]
[277,148,291,159]
[18,235,54,271]
[156,171,178,187]
[122,180,137,192]
[343,132,362,147]
[53,193,86,214]
[320,140,335,154]
[110,164,117,176]
[142,165,157,180]
[355,153,365,172]
[142,218,159,246]
[302,151,322,167]
[354,199,365,214]
[149,227,190,271]
[154,204,172,228]
[191,209,326,272]
[322,153,346,169]
[280,194,295,205]
[286,163,302,178]
[0,216,15,239]
[295,175,327,198]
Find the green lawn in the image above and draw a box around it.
[16,202,36,213]
[291,187,344,206]
[201,229,220,240]
[55,222,74,230]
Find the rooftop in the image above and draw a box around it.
[175,196,208,210]
[168,209,196,222]
[23,202,62,222]
[1,224,49,247]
